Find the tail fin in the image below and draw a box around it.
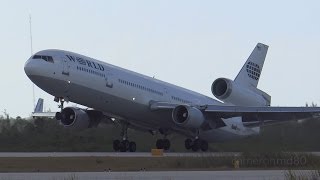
[34,98,44,113]
[234,43,268,88]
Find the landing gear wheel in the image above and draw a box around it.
[129,141,136,152]
[163,139,171,150]
[119,140,129,152]
[123,140,129,151]
[200,140,208,152]
[185,139,192,150]
[156,139,163,149]
[119,143,126,152]
[55,112,62,120]
[192,139,200,152]
[116,122,136,152]
[54,97,65,112]
[113,140,120,151]
[156,139,171,150]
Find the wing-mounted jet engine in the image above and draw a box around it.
[55,107,102,129]
[172,105,205,128]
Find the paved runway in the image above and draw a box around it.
[0,170,316,180]
[0,152,242,157]
[0,152,318,157]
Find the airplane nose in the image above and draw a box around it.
[24,58,40,77]
[24,59,33,76]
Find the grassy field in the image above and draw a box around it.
[0,117,320,152]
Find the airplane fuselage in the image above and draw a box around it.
[24,49,259,142]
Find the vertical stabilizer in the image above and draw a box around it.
[234,43,268,88]
[34,98,44,113]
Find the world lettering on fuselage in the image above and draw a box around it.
[66,55,105,71]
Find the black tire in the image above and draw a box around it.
[119,143,126,152]
[163,139,171,150]
[120,140,129,152]
[200,140,208,152]
[123,140,129,150]
[113,140,120,152]
[185,139,192,150]
[192,139,200,152]
[156,139,163,149]
[129,141,136,152]
[55,112,62,120]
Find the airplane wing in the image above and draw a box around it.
[149,101,320,127]
[203,105,320,127]
[203,105,320,118]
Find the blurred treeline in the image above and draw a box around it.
[0,114,319,152]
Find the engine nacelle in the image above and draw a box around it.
[172,105,205,128]
[211,78,271,106]
[56,107,90,129]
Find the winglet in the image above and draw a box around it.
[234,43,268,88]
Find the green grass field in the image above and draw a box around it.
[0,117,320,152]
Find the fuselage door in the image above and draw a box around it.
[163,87,171,102]
[62,56,70,76]
[61,56,71,95]
[105,70,114,89]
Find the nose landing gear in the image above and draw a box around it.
[54,97,65,120]
[54,97,65,111]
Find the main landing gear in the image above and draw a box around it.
[185,138,208,152]
[113,139,136,152]
[156,138,171,150]
[155,129,171,150]
[113,122,137,152]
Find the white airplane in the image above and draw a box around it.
[24,43,320,152]
[31,98,56,118]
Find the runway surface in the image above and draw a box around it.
[0,152,318,157]
[0,152,241,157]
[0,170,316,180]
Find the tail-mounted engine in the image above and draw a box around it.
[211,78,271,106]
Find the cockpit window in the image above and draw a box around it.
[33,55,41,59]
[48,56,53,62]
[33,55,54,63]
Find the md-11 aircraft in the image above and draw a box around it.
[24,43,320,152]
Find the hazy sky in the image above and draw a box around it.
[0,0,320,118]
